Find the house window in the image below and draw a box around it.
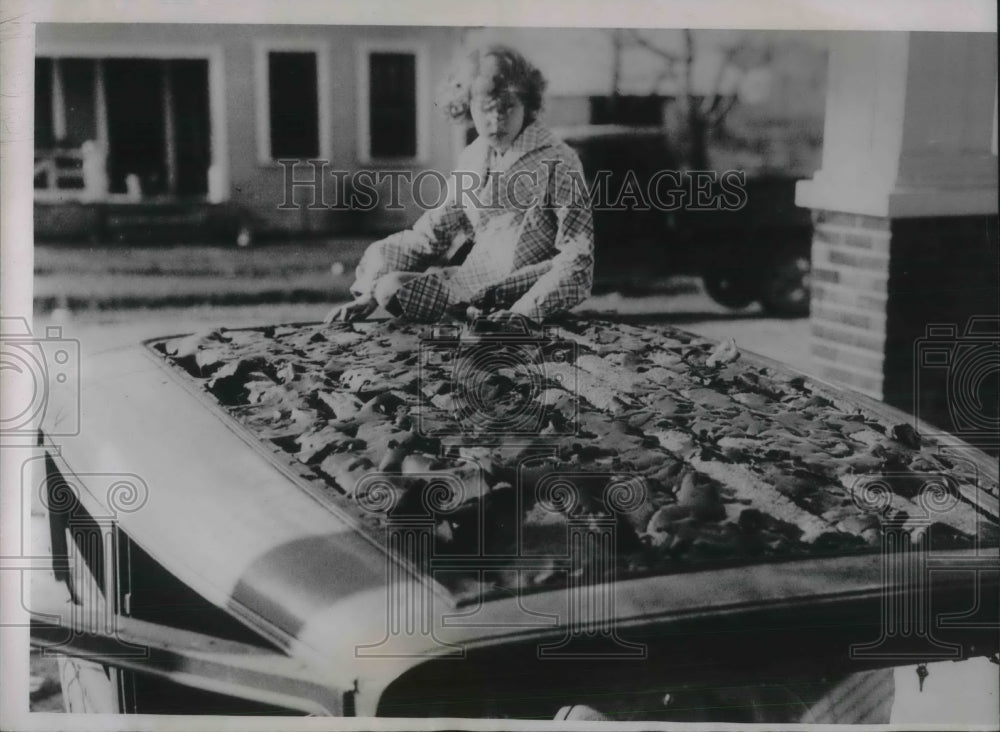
[268,51,319,158]
[255,42,329,164]
[368,52,417,159]
[357,43,427,162]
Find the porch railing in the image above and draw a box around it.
[34,147,86,192]
[34,142,113,202]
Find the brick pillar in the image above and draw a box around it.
[810,211,999,432]
[797,32,998,443]
[809,212,892,397]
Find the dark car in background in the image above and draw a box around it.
[555,125,813,316]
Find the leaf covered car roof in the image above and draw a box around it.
[153,317,998,605]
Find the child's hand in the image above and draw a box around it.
[324,295,377,324]
[486,309,537,328]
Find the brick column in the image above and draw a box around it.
[810,212,998,422]
[809,212,892,397]
[797,32,998,439]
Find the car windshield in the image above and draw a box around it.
[152,318,999,604]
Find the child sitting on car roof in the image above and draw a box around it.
[326,44,594,325]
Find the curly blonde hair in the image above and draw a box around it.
[437,44,547,124]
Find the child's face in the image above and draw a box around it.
[470,86,526,153]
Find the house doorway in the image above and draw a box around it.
[104,58,210,197]
[35,55,212,200]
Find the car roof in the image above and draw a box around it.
[550,124,668,144]
[146,318,997,607]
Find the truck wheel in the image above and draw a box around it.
[759,246,811,317]
[702,267,756,309]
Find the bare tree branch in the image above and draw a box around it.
[682,29,695,106]
[628,29,682,64]
[708,93,740,126]
[651,65,674,95]
[615,28,772,167]
[623,30,683,95]
[609,29,623,96]
[700,44,741,117]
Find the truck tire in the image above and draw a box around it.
[702,266,757,309]
[758,244,811,317]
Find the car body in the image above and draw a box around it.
[553,124,813,316]
[31,317,999,721]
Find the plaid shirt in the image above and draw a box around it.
[351,122,594,322]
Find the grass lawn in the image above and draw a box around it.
[33,236,699,311]
[34,238,371,310]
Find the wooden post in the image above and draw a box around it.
[94,59,109,150]
[163,60,177,195]
[52,57,66,142]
